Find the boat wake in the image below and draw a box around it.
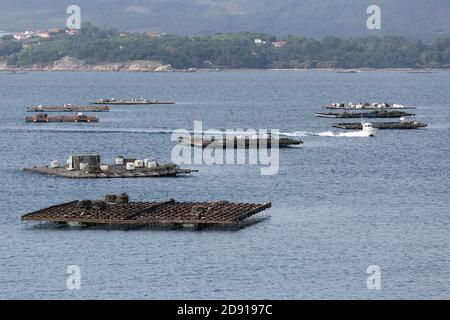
[281,130,341,137]
[1,127,256,136]
[0,126,175,135]
[2,126,372,138]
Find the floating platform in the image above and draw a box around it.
[21,194,271,230]
[27,105,110,112]
[23,154,196,179]
[179,135,302,148]
[332,120,428,130]
[315,110,415,119]
[25,113,99,123]
[91,98,175,105]
[335,70,360,74]
[407,70,434,74]
[3,71,28,74]
[324,102,416,110]
[23,164,195,178]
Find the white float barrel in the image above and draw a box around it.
[134,160,144,168]
[50,160,60,168]
[146,160,158,168]
[79,162,89,171]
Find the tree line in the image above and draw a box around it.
[1,23,449,69]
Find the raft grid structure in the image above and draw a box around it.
[21,197,272,230]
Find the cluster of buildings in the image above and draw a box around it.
[10,28,79,41]
[7,28,166,41]
[146,31,167,38]
[254,38,287,48]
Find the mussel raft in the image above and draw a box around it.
[324,102,416,110]
[91,98,175,105]
[332,120,427,130]
[25,113,99,123]
[23,154,196,178]
[179,135,302,148]
[315,110,415,118]
[27,104,110,112]
[21,194,272,230]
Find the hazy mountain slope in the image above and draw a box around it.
[0,0,449,40]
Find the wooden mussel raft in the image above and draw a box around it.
[91,98,175,105]
[179,134,302,148]
[315,110,415,119]
[21,194,272,230]
[332,119,428,130]
[27,104,110,112]
[25,113,99,123]
[23,154,196,178]
[324,102,416,110]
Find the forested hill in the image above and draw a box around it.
[0,0,450,40]
[1,24,450,69]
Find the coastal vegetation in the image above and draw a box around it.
[1,24,450,69]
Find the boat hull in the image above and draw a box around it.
[338,130,376,137]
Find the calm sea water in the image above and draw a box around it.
[0,70,449,299]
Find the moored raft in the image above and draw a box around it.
[315,110,415,118]
[27,104,110,112]
[332,120,428,130]
[23,154,196,179]
[91,98,175,105]
[324,102,416,110]
[25,113,99,123]
[21,194,271,230]
[179,134,302,148]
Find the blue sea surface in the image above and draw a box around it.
[0,70,449,299]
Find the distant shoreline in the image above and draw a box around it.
[1,56,447,73]
[1,66,447,73]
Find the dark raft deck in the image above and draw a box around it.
[21,196,272,230]
[323,103,416,110]
[315,110,415,118]
[27,105,110,112]
[25,113,99,123]
[23,164,195,178]
[91,98,175,105]
[179,135,303,148]
[23,154,197,179]
[332,121,428,130]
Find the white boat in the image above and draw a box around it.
[339,122,377,137]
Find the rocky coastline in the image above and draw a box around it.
[0,56,175,72]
